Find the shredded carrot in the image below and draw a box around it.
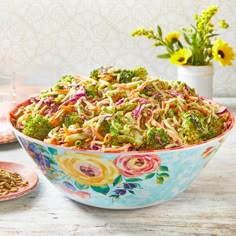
[104,133,112,144]
[12,66,230,151]
[55,89,69,94]
[117,84,129,90]
[61,105,74,111]
[39,105,48,115]
[104,144,132,153]
[130,82,148,95]
[91,127,104,141]
[62,124,71,135]
[50,118,60,127]
[10,111,18,119]
[186,95,199,101]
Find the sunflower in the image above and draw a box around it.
[170,48,192,65]
[165,31,180,43]
[212,39,235,66]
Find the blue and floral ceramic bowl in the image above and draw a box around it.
[9,100,235,209]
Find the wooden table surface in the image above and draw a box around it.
[1,98,236,236]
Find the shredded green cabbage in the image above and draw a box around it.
[12,66,231,152]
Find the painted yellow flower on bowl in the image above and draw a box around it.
[56,152,119,186]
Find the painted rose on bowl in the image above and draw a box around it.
[114,154,162,177]
[56,152,120,186]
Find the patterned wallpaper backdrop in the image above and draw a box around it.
[0,0,236,97]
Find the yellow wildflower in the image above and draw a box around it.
[219,19,229,29]
[196,5,218,34]
[132,27,155,39]
[132,5,235,66]
[170,48,192,65]
[212,39,235,66]
[165,31,180,43]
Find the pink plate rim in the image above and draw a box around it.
[0,129,17,144]
[0,161,39,201]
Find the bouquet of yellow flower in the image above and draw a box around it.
[132,5,235,66]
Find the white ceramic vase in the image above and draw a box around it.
[177,65,214,99]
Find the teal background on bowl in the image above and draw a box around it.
[16,134,224,209]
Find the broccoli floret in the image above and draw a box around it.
[110,135,138,147]
[133,66,148,79]
[90,66,148,83]
[201,116,223,141]
[208,116,224,133]
[140,87,149,96]
[97,119,110,137]
[200,129,218,141]
[109,125,119,136]
[22,115,53,140]
[58,75,74,83]
[118,70,135,83]
[140,84,157,96]
[108,114,124,145]
[111,113,124,131]
[63,112,81,128]
[144,127,171,150]
[108,125,120,146]
[108,125,141,148]
[180,110,220,144]
[53,75,74,91]
[118,67,148,83]
[181,111,204,144]
[85,84,98,98]
[54,94,65,103]
[90,68,100,80]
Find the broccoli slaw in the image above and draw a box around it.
[11,66,231,152]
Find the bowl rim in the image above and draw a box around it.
[8,97,235,154]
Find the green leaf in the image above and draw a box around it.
[183,33,191,45]
[47,157,57,165]
[177,41,183,48]
[113,175,123,186]
[42,152,57,165]
[109,194,119,198]
[153,42,163,47]
[145,173,155,180]
[167,42,174,51]
[157,53,170,59]
[133,183,142,189]
[156,177,164,184]
[128,190,135,194]
[91,184,110,195]
[126,178,142,182]
[74,181,89,190]
[109,195,120,202]
[159,166,169,172]
[157,25,162,38]
[47,147,58,155]
[207,33,219,38]
[159,173,169,178]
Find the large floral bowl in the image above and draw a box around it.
[9,100,235,209]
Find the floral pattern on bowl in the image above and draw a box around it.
[17,133,229,209]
